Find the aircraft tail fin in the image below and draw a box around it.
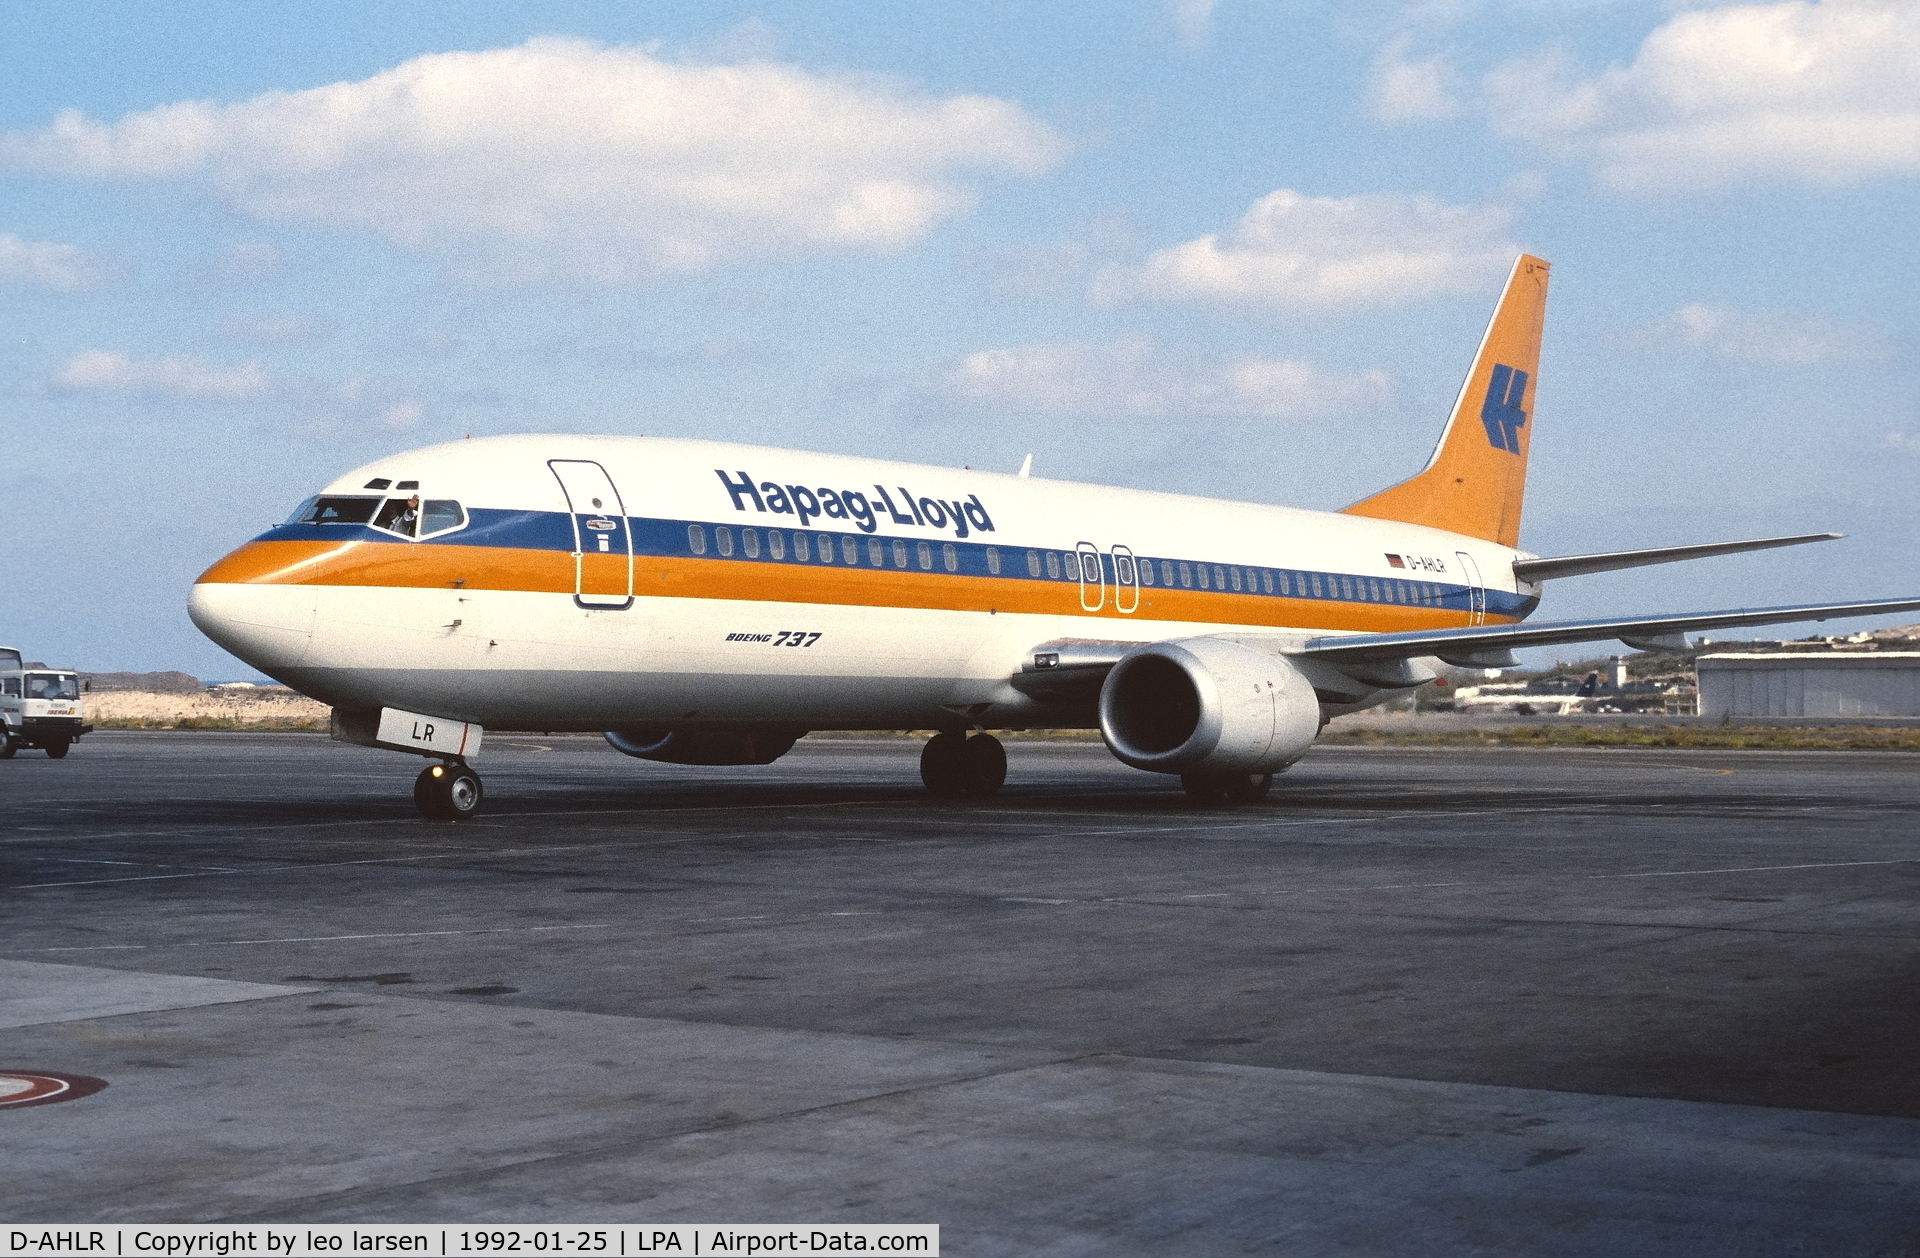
[1341,254,1550,548]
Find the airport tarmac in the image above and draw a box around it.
[3,731,1917,1254]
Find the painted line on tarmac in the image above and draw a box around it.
[25,924,613,953]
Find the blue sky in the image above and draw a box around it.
[4,1,1918,678]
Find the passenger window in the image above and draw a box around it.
[688,524,707,555]
[790,533,807,561]
[986,546,1001,575]
[1025,549,1040,577]
[716,526,735,557]
[1310,574,1323,598]
[943,543,958,572]
[768,531,786,560]
[1338,576,1352,600]
[301,495,381,525]
[1213,566,1226,590]
[892,539,909,568]
[1045,551,1061,579]
[1063,552,1081,581]
[1179,562,1192,588]
[868,537,885,566]
[1229,567,1242,592]
[1197,565,1209,590]
[842,536,860,564]
[917,541,933,570]
[1138,559,1154,586]
[1262,570,1274,594]
[1161,560,1175,586]
[418,500,465,537]
[742,528,761,558]
[1115,554,1135,584]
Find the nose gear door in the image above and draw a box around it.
[549,459,634,609]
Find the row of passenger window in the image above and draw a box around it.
[682,523,1453,607]
[689,524,966,572]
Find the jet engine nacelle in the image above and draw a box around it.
[604,727,802,766]
[1098,638,1320,775]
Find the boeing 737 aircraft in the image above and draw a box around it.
[190,256,1920,818]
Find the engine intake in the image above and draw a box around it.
[1099,639,1320,775]
[604,727,803,765]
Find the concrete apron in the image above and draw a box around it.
[3,960,1917,1255]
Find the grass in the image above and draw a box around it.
[92,715,330,731]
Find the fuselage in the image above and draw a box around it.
[189,434,1539,732]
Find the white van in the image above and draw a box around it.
[0,647,90,758]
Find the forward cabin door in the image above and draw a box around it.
[1455,551,1487,626]
[549,459,634,609]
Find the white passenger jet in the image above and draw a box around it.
[189,256,1919,818]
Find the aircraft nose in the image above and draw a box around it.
[188,574,318,673]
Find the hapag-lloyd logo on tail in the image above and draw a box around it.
[715,469,994,538]
[1480,364,1529,454]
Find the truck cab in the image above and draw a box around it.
[0,647,91,758]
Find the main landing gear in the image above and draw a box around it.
[920,731,1007,799]
[1180,772,1273,806]
[415,761,484,821]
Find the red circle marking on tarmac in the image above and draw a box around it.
[0,1071,108,1109]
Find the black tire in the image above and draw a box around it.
[960,733,1007,796]
[414,765,441,814]
[44,739,70,760]
[0,740,16,760]
[1180,773,1228,804]
[417,763,484,820]
[919,731,968,798]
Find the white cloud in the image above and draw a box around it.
[1172,0,1221,49]
[0,38,1063,277]
[0,233,116,291]
[944,336,1392,420]
[1483,0,1920,190]
[1367,38,1461,123]
[1093,189,1517,309]
[48,349,427,434]
[52,350,272,400]
[1644,302,1886,365]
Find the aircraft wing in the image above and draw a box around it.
[1295,597,1920,670]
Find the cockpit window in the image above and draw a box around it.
[299,496,381,525]
[373,495,422,536]
[419,500,465,537]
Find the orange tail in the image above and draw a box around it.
[1341,254,1549,548]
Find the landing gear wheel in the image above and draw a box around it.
[1181,771,1272,805]
[44,739,70,760]
[919,732,968,798]
[958,733,1006,797]
[921,732,1006,798]
[415,762,484,820]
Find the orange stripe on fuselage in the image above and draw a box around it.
[195,538,1510,634]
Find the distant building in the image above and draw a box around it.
[1696,652,1920,718]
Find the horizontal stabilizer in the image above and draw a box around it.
[1511,533,1841,583]
[1294,596,1920,667]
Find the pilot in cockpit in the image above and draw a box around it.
[375,495,421,535]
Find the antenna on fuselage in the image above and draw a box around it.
[1017,453,1033,478]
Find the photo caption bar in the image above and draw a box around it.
[4,1228,937,1258]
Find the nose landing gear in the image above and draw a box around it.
[920,731,1007,798]
[415,761,484,820]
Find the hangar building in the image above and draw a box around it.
[1695,652,1920,718]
